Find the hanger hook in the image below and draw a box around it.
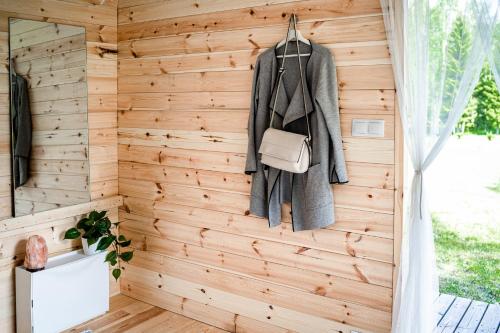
[290,13,298,39]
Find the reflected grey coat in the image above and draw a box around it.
[11,73,32,188]
[245,41,348,231]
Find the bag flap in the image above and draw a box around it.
[258,128,308,162]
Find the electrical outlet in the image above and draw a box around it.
[351,119,385,137]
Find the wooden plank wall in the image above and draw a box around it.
[10,20,91,215]
[0,1,118,332]
[117,1,400,333]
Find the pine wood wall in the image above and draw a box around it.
[0,1,118,332]
[117,1,401,333]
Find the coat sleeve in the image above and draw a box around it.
[245,58,260,175]
[316,55,348,184]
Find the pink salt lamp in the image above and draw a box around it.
[24,235,48,272]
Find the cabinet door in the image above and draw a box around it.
[32,253,108,333]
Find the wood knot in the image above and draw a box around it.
[200,228,209,239]
[315,287,327,296]
[296,246,310,254]
[251,240,261,256]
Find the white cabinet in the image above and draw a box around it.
[16,250,109,333]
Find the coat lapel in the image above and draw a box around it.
[267,43,315,129]
[282,78,314,127]
[268,73,289,119]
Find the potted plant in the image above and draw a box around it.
[64,210,133,280]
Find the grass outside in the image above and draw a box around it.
[487,180,500,193]
[433,215,499,303]
[428,135,500,303]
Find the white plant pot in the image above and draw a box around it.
[82,237,102,255]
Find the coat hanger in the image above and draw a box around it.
[276,14,311,58]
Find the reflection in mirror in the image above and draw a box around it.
[9,19,89,217]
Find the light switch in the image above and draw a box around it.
[351,119,385,137]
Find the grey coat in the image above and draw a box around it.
[11,73,32,188]
[245,41,348,231]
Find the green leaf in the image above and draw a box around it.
[103,217,111,229]
[105,250,117,263]
[86,236,98,246]
[104,251,118,266]
[88,210,98,221]
[120,251,134,262]
[112,268,121,281]
[90,210,107,221]
[83,223,107,240]
[64,228,81,240]
[96,219,109,234]
[82,226,96,239]
[118,240,131,247]
[76,217,92,230]
[96,235,116,251]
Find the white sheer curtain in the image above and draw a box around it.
[488,17,500,91]
[380,0,499,332]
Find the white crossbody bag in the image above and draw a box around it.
[258,15,312,174]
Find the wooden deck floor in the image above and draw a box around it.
[67,294,499,333]
[435,294,499,333]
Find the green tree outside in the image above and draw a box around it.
[468,63,500,135]
[442,17,472,124]
[439,15,500,136]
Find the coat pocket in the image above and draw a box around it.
[304,163,333,211]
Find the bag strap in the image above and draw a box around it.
[269,14,311,141]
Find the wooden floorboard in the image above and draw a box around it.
[65,294,228,333]
[67,293,499,333]
[454,301,488,333]
[436,294,457,327]
[435,297,472,333]
[433,294,499,333]
[475,303,500,333]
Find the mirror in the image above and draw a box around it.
[9,19,90,217]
